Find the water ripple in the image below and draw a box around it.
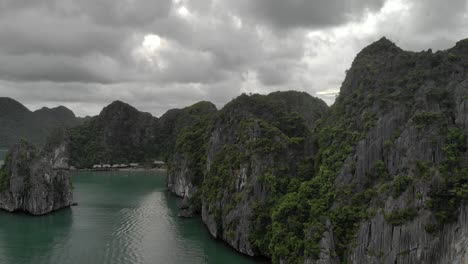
[0,171,261,264]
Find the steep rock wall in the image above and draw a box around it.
[0,140,73,215]
[307,38,468,264]
[201,92,328,256]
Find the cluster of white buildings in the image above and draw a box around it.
[92,163,139,169]
[91,161,165,170]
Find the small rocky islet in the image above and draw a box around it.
[1,37,468,263]
[0,139,72,215]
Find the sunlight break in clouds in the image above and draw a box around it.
[135,34,167,70]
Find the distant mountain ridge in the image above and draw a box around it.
[68,99,217,168]
[68,100,160,167]
[0,97,84,147]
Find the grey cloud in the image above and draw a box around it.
[0,0,310,86]
[183,0,214,14]
[0,0,173,27]
[371,0,468,51]
[75,0,172,27]
[409,0,467,33]
[0,53,120,83]
[256,63,294,86]
[0,0,467,117]
[155,46,228,84]
[224,0,386,29]
[151,13,264,72]
[0,11,124,57]
[0,0,172,84]
[147,10,308,87]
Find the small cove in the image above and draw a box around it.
[0,170,264,264]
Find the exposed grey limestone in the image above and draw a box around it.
[200,93,326,257]
[166,38,468,263]
[0,141,73,215]
[329,38,468,264]
[167,152,197,199]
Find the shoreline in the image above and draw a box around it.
[166,191,270,263]
[72,168,167,172]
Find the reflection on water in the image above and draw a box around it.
[0,171,263,264]
[0,150,7,167]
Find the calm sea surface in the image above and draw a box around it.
[0,170,263,264]
[0,149,6,166]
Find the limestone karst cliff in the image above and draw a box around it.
[0,137,73,215]
[59,37,468,264]
[166,38,468,264]
[201,91,328,256]
[327,37,468,264]
[166,101,217,200]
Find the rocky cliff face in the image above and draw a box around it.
[0,140,73,215]
[297,37,468,263]
[328,38,468,264]
[60,37,468,263]
[165,101,217,200]
[200,92,328,256]
[164,38,468,264]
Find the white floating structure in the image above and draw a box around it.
[153,160,166,168]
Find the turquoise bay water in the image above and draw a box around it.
[0,171,263,264]
[0,149,7,166]
[0,149,6,160]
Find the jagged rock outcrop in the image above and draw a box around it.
[165,38,468,264]
[0,139,73,215]
[302,37,468,263]
[201,92,328,256]
[166,101,217,200]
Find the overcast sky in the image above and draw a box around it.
[0,0,467,116]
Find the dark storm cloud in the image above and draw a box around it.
[0,0,172,27]
[225,0,386,29]
[87,1,169,26]
[0,12,123,57]
[0,53,120,83]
